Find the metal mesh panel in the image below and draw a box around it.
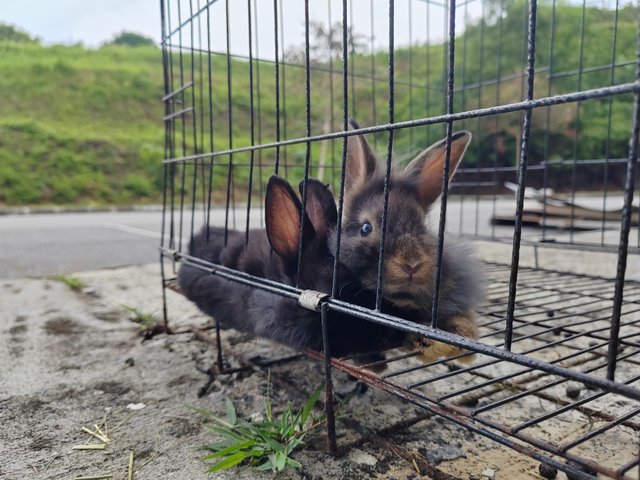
[159,1,640,478]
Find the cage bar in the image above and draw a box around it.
[159,1,640,478]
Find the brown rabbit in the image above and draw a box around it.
[332,122,484,362]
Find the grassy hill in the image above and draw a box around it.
[0,41,164,205]
[0,0,636,206]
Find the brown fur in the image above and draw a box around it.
[407,311,479,363]
[336,125,483,363]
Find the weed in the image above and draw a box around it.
[190,383,324,473]
[53,274,86,292]
[121,304,156,328]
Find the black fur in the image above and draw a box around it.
[178,176,404,357]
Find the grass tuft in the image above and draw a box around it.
[53,274,86,292]
[122,304,156,328]
[189,383,324,473]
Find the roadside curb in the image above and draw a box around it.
[0,205,164,216]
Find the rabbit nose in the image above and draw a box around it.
[401,263,420,279]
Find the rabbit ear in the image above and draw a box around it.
[298,179,337,236]
[345,119,378,191]
[401,131,472,206]
[266,175,315,259]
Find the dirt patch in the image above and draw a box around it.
[8,324,27,335]
[164,416,202,438]
[93,381,131,395]
[10,345,24,357]
[167,374,197,388]
[92,309,123,323]
[16,397,48,416]
[29,435,55,451]
[43,316,85,335]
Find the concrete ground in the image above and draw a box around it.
[1,237,638,479]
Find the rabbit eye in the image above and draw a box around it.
[360,222,373,236]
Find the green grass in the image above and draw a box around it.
[0,41,164,206]
[0,1,635,206]
[53,274,86,292]
[190,385,324,473]
[122,304,156,328]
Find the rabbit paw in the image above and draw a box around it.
[409,312,479,364]
[410,336,473,363]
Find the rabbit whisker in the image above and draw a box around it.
[337,279,359,297]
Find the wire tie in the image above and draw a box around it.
[298,290,330,312]
[162,248,180,261]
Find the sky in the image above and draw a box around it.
[1,0,163,47]
[0,0,477,58]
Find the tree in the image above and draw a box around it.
[0,23,38,43]
[309,21,369,62]
[105,31,156,48]
[284,22,370,181]
[284,21,369,64]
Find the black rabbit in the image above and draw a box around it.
[178,175,404,356]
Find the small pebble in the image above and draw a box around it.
[347,449,377,466]
[538,462,557,479]
[546,310,555,318]
[552,327,562,336]
[481,467,496,480]
[125,357,135,367]
[565,384,581,399]
[588,340,598,347]
[248,411,264,422]
[82,287,100,298]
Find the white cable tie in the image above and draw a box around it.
[298,290,330,312]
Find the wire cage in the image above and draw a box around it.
[159,0,640,478]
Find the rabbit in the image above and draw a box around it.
[177,175,331,332]
[331,121,484,363]
[178,175,405,357]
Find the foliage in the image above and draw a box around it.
[0,23,38,43]
[0,40,163,205]
[122,304,156,328]
[286,21,370,63]
[0,2,635,206]
[191,385,324,473]
[53,274,86,292]
[106,31,157,48]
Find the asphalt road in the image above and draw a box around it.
[0,196,631,279]
[0,210,165,279]
[0,207,268,279]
